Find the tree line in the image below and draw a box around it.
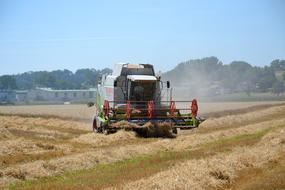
[0,58,285,95]
[0,68,112,90]
[163,57,285,95]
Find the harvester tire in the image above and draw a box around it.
[172,128,178,134]
[102,127,109,135]
[93,117,102,133]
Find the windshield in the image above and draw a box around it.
[130,81,155,101]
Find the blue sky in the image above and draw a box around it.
[0,0,284,75]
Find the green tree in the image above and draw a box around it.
[0,75,17,89]
[257,67,277,92]
[35,72,56,87]
[270,59,285,71]
[272,81,284,96]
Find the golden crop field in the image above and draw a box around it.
[0,102,284,190]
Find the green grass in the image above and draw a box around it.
[201,128,271,150]
[9,127,276,190]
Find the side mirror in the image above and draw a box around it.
[114,81,117,87]
[167,81,170,88]
[98,76,102,85]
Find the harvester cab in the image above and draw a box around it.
[92,63,204,135]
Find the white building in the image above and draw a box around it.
[0,90,16,103]
[15,90,28,102]
[26,88,96,103]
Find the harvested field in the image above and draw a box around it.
[0,102,284,190]
[0,101,284,120]
[118,128,285,190]
[0,104,96,121]
[71,131,138,147]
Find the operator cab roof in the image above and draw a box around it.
[113,63,155,77]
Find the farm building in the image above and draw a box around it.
[27,88,97,103]
[15,90,28,102]
[0,90,16,103]
[0,88,97,104]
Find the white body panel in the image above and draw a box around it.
[127,75,157,81]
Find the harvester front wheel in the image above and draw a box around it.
[102,126,109,135]
[172,128,178,134]
[93,117,102,133]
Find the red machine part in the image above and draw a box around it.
[170,101,176,117]
[147,100,154,118]
[103,100,110,117]
[191,99,198,118]
[126,101,131,119]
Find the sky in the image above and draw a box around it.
[0,0,285,75]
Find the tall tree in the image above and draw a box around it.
[0,75,17,89]
[271,59,285,70]
[272,81,285,96]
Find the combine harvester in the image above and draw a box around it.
[92,63,204,136]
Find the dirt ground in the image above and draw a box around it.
[0,102,284,189]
